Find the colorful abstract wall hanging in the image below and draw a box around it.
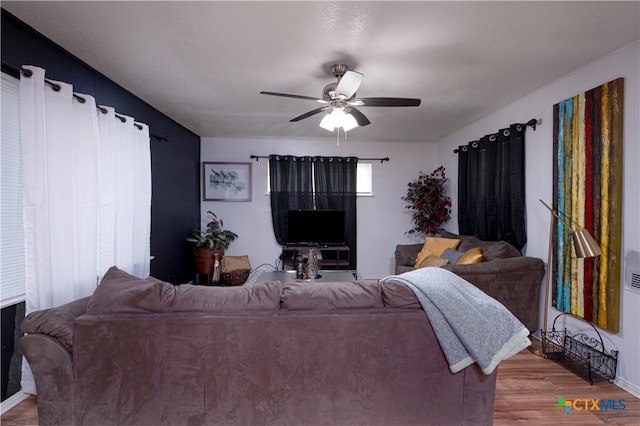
[552,78,623,332]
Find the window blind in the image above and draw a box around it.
[1,72,25,307]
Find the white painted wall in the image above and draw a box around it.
[435,40,640,396]
[200,137,438,279]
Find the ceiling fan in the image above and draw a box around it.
[260,63,421,132]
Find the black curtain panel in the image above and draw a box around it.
[457,123,527,250]
[314,156,358,269]
[269,155,314,244]
[457,144,471,235]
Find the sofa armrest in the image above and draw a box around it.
[394,244,423,274]
[21,296,90,353]
[20,334,74,426]
[443,257,545,332]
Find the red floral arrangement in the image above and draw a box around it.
[403,166,452,235]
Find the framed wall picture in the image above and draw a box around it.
[202,162,252,201]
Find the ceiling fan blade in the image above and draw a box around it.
[335,70,363,99]
[260,91,326,103]
[348,107,371,126]
[290,106,332,122]
[353,97,421,107]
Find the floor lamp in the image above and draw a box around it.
[529,199,603,356]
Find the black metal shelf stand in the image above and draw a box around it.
[541,313,618,385]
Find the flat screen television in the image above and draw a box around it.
[287,210,346,245]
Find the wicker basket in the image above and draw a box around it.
[221,269,250,286]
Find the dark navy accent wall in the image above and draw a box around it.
[2,9,201,283]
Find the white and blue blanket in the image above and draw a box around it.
[380,267,530,375]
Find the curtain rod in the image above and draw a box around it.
[250,155,390,164]
[453,119,539,154]
[2,60,170,142]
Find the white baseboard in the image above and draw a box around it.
[614,377,640,399]
[0,391,29,415]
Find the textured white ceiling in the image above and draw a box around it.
[3,1,639,142]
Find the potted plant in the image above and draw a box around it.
[187,211,238,281]
[403,166,452,236]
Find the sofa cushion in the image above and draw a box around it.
[171,281,281,311]
[396,265,417,275]
[457,247,484,264]
[481,241,521,260]
[414,237,461,267]
[457,235,484,251]
[380,280,421,309]
[86,266,176,314]
[439,230,461,240]
[417,255,448,268]
[21,296,91,353]
[280,280,383,310]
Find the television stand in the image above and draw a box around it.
[281,245,350,270]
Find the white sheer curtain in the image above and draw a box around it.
[19,65,151,393]
[97,107,151,276]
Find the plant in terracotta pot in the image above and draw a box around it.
[403,166,452,236]
[187,211,238,282]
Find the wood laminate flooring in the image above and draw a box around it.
[2,350,638,425]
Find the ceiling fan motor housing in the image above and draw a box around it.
[322,82,338,100]
[323,64,353,100]
[330,63,349,78]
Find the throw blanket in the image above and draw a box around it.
[380,268,530,375]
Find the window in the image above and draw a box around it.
[1,72,25,308]
[1,71,26,406]
[356,163,373,195]
[267,162,373,196]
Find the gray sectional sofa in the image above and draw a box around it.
[21,267,498,426]
[394,232,545,332]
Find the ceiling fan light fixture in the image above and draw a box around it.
[319,108,358,132]
[342,112,358,132]
[319,113,336,131]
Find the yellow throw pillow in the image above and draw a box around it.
[417,255,448,268]
[456,247,483,265]
[414,237,461,268]
[222,255,252,272]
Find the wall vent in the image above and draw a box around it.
[625,268,640,294]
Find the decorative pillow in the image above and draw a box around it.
[21,296,91,353]
[440,248,464,265]
[86,266,176,314]
[223,255,252,272]
[171,281,281,311]
[414,237,461,267]
[380,280,421,309]
[417,255,448,268]
[280,280,383,310]
[457,247,484,264]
